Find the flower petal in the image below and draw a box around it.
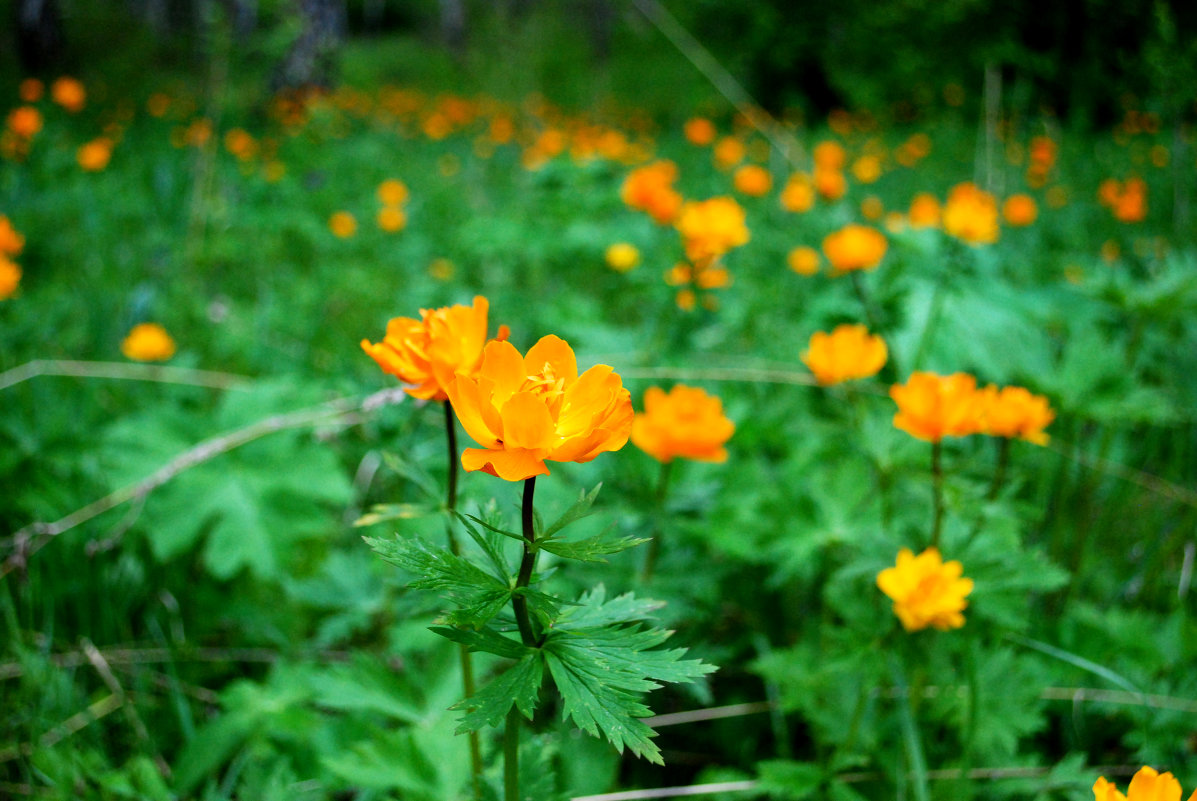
[461,447,550,481]
[525,335,577,383]
[500,392,558,450]
[446,376,500,448]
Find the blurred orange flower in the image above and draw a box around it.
[631,385,734,464]
[801,324,887,385]
[812,141,846,171]
[361,295,505,401]
[787,245,820,276]
[51,76,86,113]
[683,117,717,146]
[675,196,750,263]
[877,547,973,632]
[328,211,357,238]
[0,215,25,256]
[890,371,982,442]
[621,160,683,225]
[713,136,745,170]
[6,106,43,139]
[1001,194,1038,226]
[813,168,847,201]
[0,256,21,300]
[851,155,882,184]
[376,206,407,232]
[446,335,633,481]
[780,173,815,213]
[18,78,43,102]
[733,164,772,196]
[943,182,999,244]
[121,323,176,362]
[377,178,409,206]
[822,224,887,273]
[976,385,1054,445]
[77,138,113,171]
[908,193,942,228]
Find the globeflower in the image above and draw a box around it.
[683,117,716,146]
[6,106,43,139]
[787,245,820,276]
[780,173,815,213]
[975,384,1054,445]
[1093,766,1191,801]
[0,216,25,256]
[121,323,176,362]
[446,335,633,481]
[1001,194,1038,226]
[376,206,407,232]
[908,193,941,228]
[943,182,999,245]
[733,164,772,196]
[876,547,973,632]
[0,256,21,300]
[890,371,982,442]
[801,324,887,385]
[675,196,750,263]
[51,76,86,113]
[328,211,357,238]
[77,138,113,171]
[712,136,745,170]
[605,242,640,272]
[821,224,887,274]
[631,385,734,464]
[361,295,506,401]
[621,160,683,225]
[377,178,409,207]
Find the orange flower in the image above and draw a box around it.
[361,295,505,401]
[6,106,43,139]
[813,168,846,201]
[223,128,257,161]
[1001,194,1038,226]
[683,117,717,146]
[376,206,407,232]
[812,140,846,171]
[713,136,745,169]
[1093,766,1193,801]
[631,385,734,463]
[675,196,750,263]
[77,138,113,171]
[976,385,1054,445]
[621,160,683,225]
[605,242,640,272]
[51,76,86,113]
[665,262,731,290]
[0,215,25,257]
[446,335,633,481]
[0,256,21,300]
[780,173,815,213]
[851,155,882,183]
[1113,178,1148,223]
[943,182,999,244]
[877,547,974,632]
[822,224,887,273]
[121,323,176,361]
[890,371,982,442]
[328,211,357,238]
[377,178,409,206]
[733,164,772,196]
[787,245,820,276]
[18,78,44,102]
[801,324,887,385]
[908,193,942,228]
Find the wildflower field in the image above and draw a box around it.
[3,5,1197,800]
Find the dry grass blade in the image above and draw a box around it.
[0,359,252,392]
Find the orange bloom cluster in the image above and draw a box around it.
[631,384,735,464]
[812,141,848,202]
[821,224,888,274]
[121,323,176,361]
[1001,193,1038,226]
[1094,766,1195,801]
[0,215,24,300]
[890,372,1054,444]
[621,160,683,225]
[446,335,633,481]
[361,295,507,401]
[376,178,409,232]
[801,325,887,385]
[877,547,974,632]
[1098,177,1148,223]
[943,182,1000,245]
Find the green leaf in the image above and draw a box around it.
[430,625,528,660]
[353,502,437,527]
[462,512,525,543]
[539,525,650,562]
[453,651,544,732]
[456,511,513,580]
[540,483,603,540]
[381,450,440,500]
[757,760,824,800]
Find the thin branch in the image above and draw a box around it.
[0,360,252,392]
[644,701,773,728]
[0,693,123,763]
[572,781,758,801]
[81,638,171,778]
[1,388,407,579]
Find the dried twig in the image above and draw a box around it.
[0,360,252,392]
[81,638,171,778]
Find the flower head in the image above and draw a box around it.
[943,182,999,244]
[822,224,887,274]
[877,547,974,631]
[890,371,982,442]
[733,164,772,196]
[328,211,357,238]
[976,384,1054,445]
[675,196,750,263]
[0,216,25,257]
[802,324,887,385]
[0,256,21,300]
[621,160,683,225]
[121,323,176,362]
[605,242,640,272]
[683,117,716,146]
[77,138,113,171]
[1093,766,1190,801]
[6,106,43,139]
[361,295,505,401]
[780,173,815,213]
[376,206,407,232]
[631,385,734,464]
[446,335,633,481]
[787,245,820,276]
[1002,194,1038,226]
[377,178,409,206]
[908,193,941,228]
[51,76,86,112]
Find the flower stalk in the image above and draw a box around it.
[931,441,944,550]
[640,459,674,583]
[507,476,541,801]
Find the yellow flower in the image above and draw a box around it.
[732,164,772,197]
[376,206,407,232]
[0,256,21,300]
[787,245,820,276]
[605,242,640,272]
[889,371,982,442]
[377,178,409,206]
[1001,193,1038,226]
[51,76,86,112]
[801,324,887,385]
[675,196,750,263]
[1093,766,1192,801]
[446,335,633,481]
[631,385,734,464]
[821,224,887,274]
[851,155,882,183]
[975,385,1054,445]
[361,295,505,401]
[877,547,974,631]
[328,211,357,238]
[121,323,176,362]
[77,138,113,171]
[943,182,1000,244]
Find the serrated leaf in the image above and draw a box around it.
[456,511,513,580]
[463,512,525,543]
[431,625,527,660]
[540,483,603,540]
[453,651,544,732]
[539,527,649,562]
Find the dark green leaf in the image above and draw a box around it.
[453,651,544,732]
[540,483,603,540]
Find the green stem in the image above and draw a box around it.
[512,477,539,647]
[931,441,944,551]
[443,403,482,800]
[639,459,674,582]
[504,706,520,801]
[986,437,1010,502]
[850,272,883,334]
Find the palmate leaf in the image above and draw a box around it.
[541,585,716,764]
[452,650,544,733]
